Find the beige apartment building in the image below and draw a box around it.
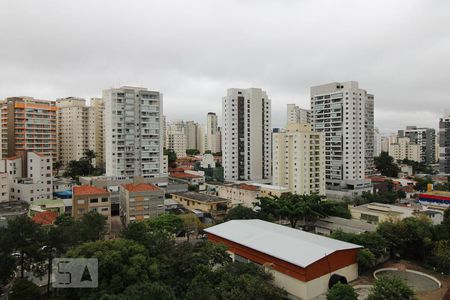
[120,183,164,226]
[273,123,326,195]
[389,136,420,162]
[1,97,57,161]
[217,183,260,208]
[56,97,96,166]
[72,185,111,231]
[90,98,105,168]
[171,192,229,219]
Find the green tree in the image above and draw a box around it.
[146,214,184,234]
[53,160,63,175]
[186,149,200,156]
[62,239,153,299]
[0,228,16,285]
[9,278,41,300]
[256,193,326,228]
[100,282,176,300]
[5,215,46,278]
[377,217,433,260]
[179,213,203,241]
[78,211,107,241]
[185,262,287,300]
[374,152,400,177]
[83,149,96,174]
[327,282,357,300]
[322,201,352,219]
[429,240,450,274]
[164,148,177,168]
[367,276,416,300]
[225,205,259,221]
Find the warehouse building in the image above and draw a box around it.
[205,219,361,300]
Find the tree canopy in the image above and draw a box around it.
[374,152,400,177]
[367,276,416,300]
[327,282,357,300]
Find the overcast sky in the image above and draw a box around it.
[1,0,449,134]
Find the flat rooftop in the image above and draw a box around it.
[205,219,361,268]
[315,216,377,234]
[0,201,29,217]
[171,192,228,203]
[351,202,414,217]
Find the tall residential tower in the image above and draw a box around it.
[310,82,374,188]
[103,86,164,178]
[222,88,271,181]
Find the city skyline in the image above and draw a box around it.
[1,0,449,133]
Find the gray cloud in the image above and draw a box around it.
[0,0,449,134]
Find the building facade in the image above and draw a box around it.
[0,152,53,203]
[1,97,57,161]
[72,185,111,231]
[104,86,164,178]
[222,88,271,181]
[206,112,221,153]
[56,97,96,166]
[389,136,421,162]
[373,128,382,157]
[119,183,164,226]
[272,123,325,195]
[310,82,373,188]
[439,113,450,174]
[205,220,361,300]
[91,98,105,168]
[0,172,9,202]
[286,104,310,124]
[399,126,436,164]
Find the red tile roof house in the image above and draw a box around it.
[72,185,111,233]
[32,210,59,226]
[205,220,361,300]
[170,172,205,185]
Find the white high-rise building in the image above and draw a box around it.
[91,98,105,168]
[56,97,96,167]
[206,112,221,153]
[389,136,421,162]
[104,86,164,178]
[311,81,374,188]
[287,104,310,124]
[222,88,271,181]
[273,123,325,195]
[374,128,382,157]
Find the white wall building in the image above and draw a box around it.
[287,104,310,124]
[389,136,421,162]
[0,152,53,203]
[206,112,221,153]
[0,172,8,202]
[104,86,164,178]
[310,81,374,188]
[56,97,96,167]
[222,88,271,181]
[373,128,382,157]
[272,123,325,195]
